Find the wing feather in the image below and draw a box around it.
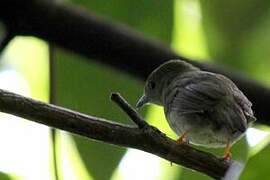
[164,73,249,132]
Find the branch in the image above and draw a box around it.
[110,92,148,129]
[0,89,229,179]
[0,0,270,125]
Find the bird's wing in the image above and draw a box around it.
[168,81,225,113]
[232,87,256,124]
[166,76,248,132]
[215,73,256,124]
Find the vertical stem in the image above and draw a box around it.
[49,44,59,180]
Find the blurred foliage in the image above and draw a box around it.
[0,37,51,180]
[54,1,173,179]
[200,0,270,84]
[241,143,270,179]
[144,106,182,179]
[54,51,142,179]
[3,37,49,100]
[0,172,12,180]
[248,127,270,157]
[71,0,173,43]
[172,0,210,60]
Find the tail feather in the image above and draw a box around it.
[217,101,247,133]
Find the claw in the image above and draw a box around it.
[176,131,189,145]
[223,152,232,161]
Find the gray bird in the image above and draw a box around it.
[136,60,256,160]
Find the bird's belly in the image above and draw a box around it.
[166,111,243,148]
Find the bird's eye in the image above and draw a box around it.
[149,81,156,89]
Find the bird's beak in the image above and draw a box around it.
[136,95,148,109]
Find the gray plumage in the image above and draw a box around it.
[136,60,255,148]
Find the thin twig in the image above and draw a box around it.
[110,92,148,128]
[0,89,230,179]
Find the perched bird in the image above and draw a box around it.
[136,60,256,160]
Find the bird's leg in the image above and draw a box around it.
[176,130,190,144]
[171,131,190,165]
[223,141,232,161]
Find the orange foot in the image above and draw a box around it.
[223,141,232,161]
[176,131,190,145]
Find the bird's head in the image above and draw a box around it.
[136,60,199,109]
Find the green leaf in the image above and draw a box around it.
[241,143,270,179]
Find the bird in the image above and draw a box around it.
[136,60,256,160]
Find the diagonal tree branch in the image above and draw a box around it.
[110,92,149,129]
[0,89,229,179]
[0,0,269,125]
